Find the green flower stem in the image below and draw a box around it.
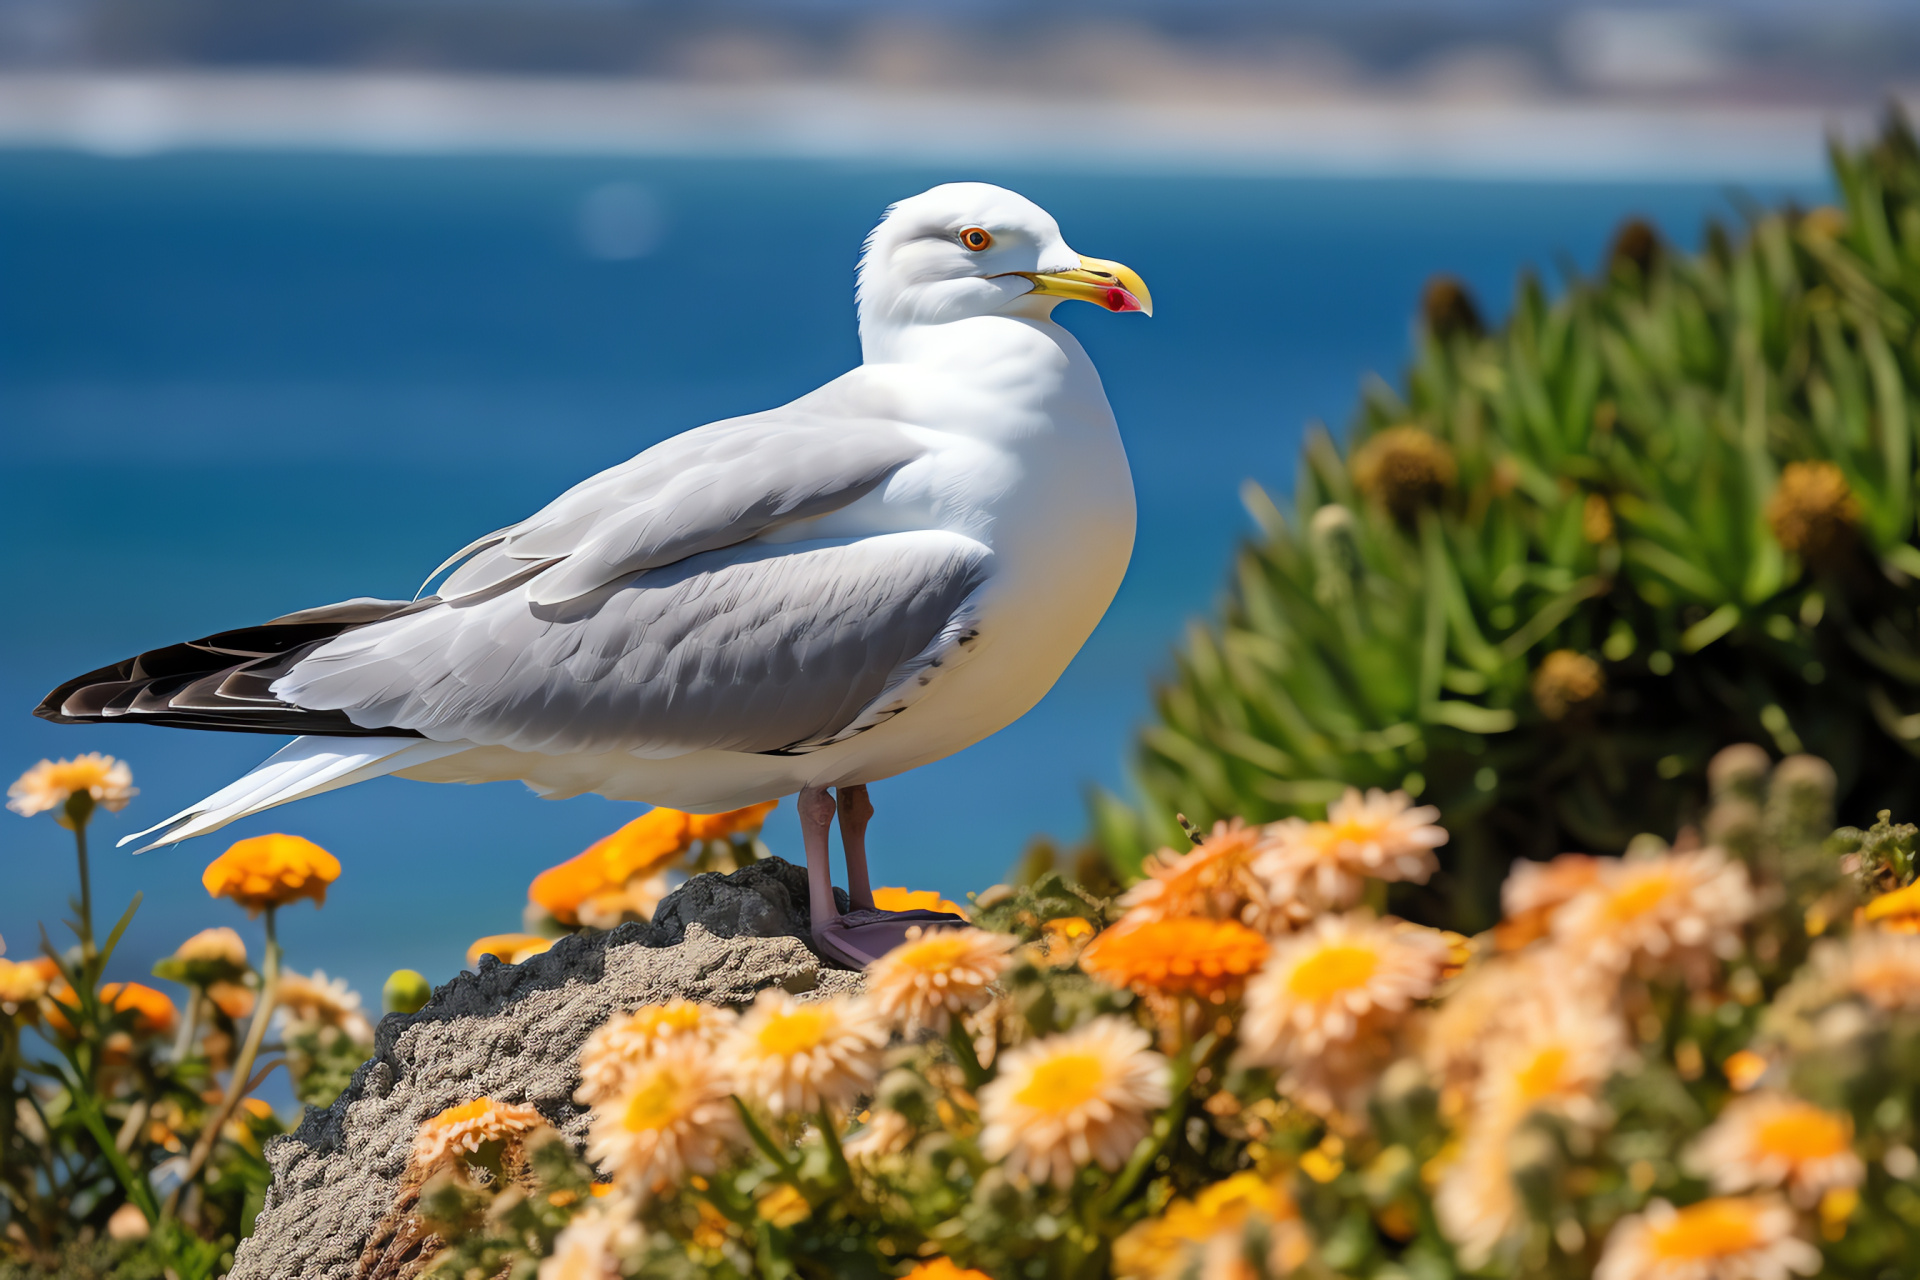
[58,1057,158,1224]
[1096,1032,1215,1219]
[64,793,97,961]
[169,906,282,1218]
[815,1103,851,1189]
[732,1095,803,1188]
[946,1020,990,1090]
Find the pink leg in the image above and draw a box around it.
[838,784,876,911]
[798,784,839,931]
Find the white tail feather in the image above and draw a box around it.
[119,736,467,852]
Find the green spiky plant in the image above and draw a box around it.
[1097,112,1920,931]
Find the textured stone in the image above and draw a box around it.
[230,859,857,1280]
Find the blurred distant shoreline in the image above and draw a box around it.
[0,71,1895,182]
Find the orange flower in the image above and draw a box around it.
[1081,917,1271,1001]
[467,933,554,968]
[202,833,340,914]
[684,800,779,843]
[872,887,970,918]
[530,808,694,926]
[1119,820,1267,925]
[0,957,51,1014]
[1863,882,1920,933]
[45,981,177,1039]
[902,1261,993,1280]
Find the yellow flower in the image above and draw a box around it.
[864,926,1013,1033]
[721,991,886,1117]
[1723,1050,1770,1093]
[1551,848,1754,981]
[755,1183,811,1228]
[1254,790,1447,922]
[275,969,373,1042]
[1595,1196,1819,1280]
[1119,819,1270,925]
[202,833,341,915]
[871,886,971,918]
[0,957,51,1015]
[1114,1172,1309,1279]
[978,1016,1171,1188]
[7,753,136,818]
[467,933,554,968]
[577,1000,738,1106]
[538,1201,644,1280]
[1238,913,1452,1065]
[1685,1093,1864,1208]
[900,1261,993,1280]
[413,1097,546,1170]
[1081,917,1271,1003]
[585,1048,744,1197]
[1862,881,1920,933]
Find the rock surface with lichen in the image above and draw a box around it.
[228,858,855,1280]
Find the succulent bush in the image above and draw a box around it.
[1099,113,1920,930]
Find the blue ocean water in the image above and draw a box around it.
[0,150,1823,1013]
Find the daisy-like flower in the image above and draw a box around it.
[1119,820,1269,926]
[277,968,375,1041]
[538,1200,645,1280]
[977,1016,1171,1188]
[1812,931,1920,1012]
[8,753,136,818]
[1420,953,1554,1091]
[153,925,252,988]
[1594,1196,1819,1280]
[1473,988,1628,1131]
[413,1097,546,1170]
[842,1107,915,1162]
[1495,854,1603,950]
[1686,1092,1864,1208]
[1254,790,1447,922]
[0,957,50,1015]
[467,933,554,968]
[1238,913,1452,1066]
[1080,917,1271,1003]
[872,887,971,918]
[1113,1172,1309,1279]
[1551,848,1754,981]
[202,833,341,915]
[865,926,1014,1033]
[1861,881,1920,933]
[586,1048,744,1196]
[1434,1130,1522,1270]
[722,991,887,1117]
[577,1000,738,1106]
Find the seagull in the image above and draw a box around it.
[36,182,1150,967]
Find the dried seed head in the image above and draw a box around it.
[1766,461,1860,567]
[1532,650,1605,721]
[1353,428,1457,524]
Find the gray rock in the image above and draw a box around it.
[230,858,859,1280]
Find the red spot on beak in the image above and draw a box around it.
[1104,287,1143,313]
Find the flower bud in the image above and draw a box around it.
[383,969,432,1015]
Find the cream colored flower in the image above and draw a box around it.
[1552,848,1754,980]
[1120,820,1271,926]
[1686,1092,1864,1208]
[722,991,886,1117]
[1817,930,1920,1012]
[413,1097,546,1170]
[0,957,51,1014]
[1434,1129,1522,1270]
[1420,952,1555,1090]
[1495,853,1603,949]
[1254,790,1446,921]
[1238,913,1452,1065]
[275,969,374,1043]
[1472,986,1628,1131]
[1595,1196,1819,1280]
[843,1108,915,1163]
[586,1048,744,1196]
[978,1016,1171,1188]
[539,1200,645,1280]
[865,926,1014,1033]
[171,926,248,968]
[8,754,136,818]
[577,1000,738,1106]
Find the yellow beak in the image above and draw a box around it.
[1014,255,1153,316]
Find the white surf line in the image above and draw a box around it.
[0,72,1877,183]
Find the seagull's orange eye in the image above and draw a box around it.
[960,227,993,252]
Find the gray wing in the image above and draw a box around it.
[273,531,994,757]
[433,406,926,608]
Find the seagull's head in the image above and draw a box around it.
[855,182,1151,351]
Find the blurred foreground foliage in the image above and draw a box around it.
[1098,111,1920,930]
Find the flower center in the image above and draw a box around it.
[1015,1052,1106,1114]
[1288,944,1381,999]
[904,936,972,974]
[1648,1201,1763,1259]
[757,1008,830,1056]
[1756,1108,1849,1160]
[1606,872,1675,922]
[1514,1045,1571,1102]
[624,1072,688,1132]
